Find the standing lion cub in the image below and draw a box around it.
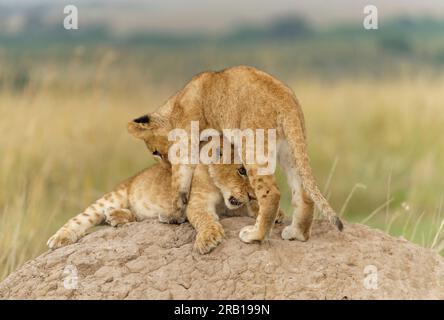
[128,65,343,245]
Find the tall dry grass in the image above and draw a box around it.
[1,77,443,281]
[294,78,444,249]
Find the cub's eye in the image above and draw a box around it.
[237,166,247,177]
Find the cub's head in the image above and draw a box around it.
[206,141,256,210]
[127,113,171,162]
[209,162,255,210]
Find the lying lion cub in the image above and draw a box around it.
[47,155,283,254]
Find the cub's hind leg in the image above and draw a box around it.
[47,208,105,249]
[278,141,314,241]
[105,208,136,227]
[281,186,314,241]
[47,185,129,249]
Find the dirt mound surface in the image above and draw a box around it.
[1,217,443,299]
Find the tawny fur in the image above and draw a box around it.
[47,159,283,254]
[127,65,343,244]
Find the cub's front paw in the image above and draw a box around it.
[194,223,225,254]
[239,225,263,243]
[106,209,135,227]
[47,229,78,249]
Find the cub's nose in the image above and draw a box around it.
[229,196,242,206]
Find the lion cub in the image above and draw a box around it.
[47,157,281,254]
[128,65,343,245]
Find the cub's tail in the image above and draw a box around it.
[280,107,343,231]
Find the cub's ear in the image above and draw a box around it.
[127,112,169,139]
[133,115,150,124]
[127,121,146,139]
[127,114,151,138]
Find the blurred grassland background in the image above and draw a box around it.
[1,0,444,280]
